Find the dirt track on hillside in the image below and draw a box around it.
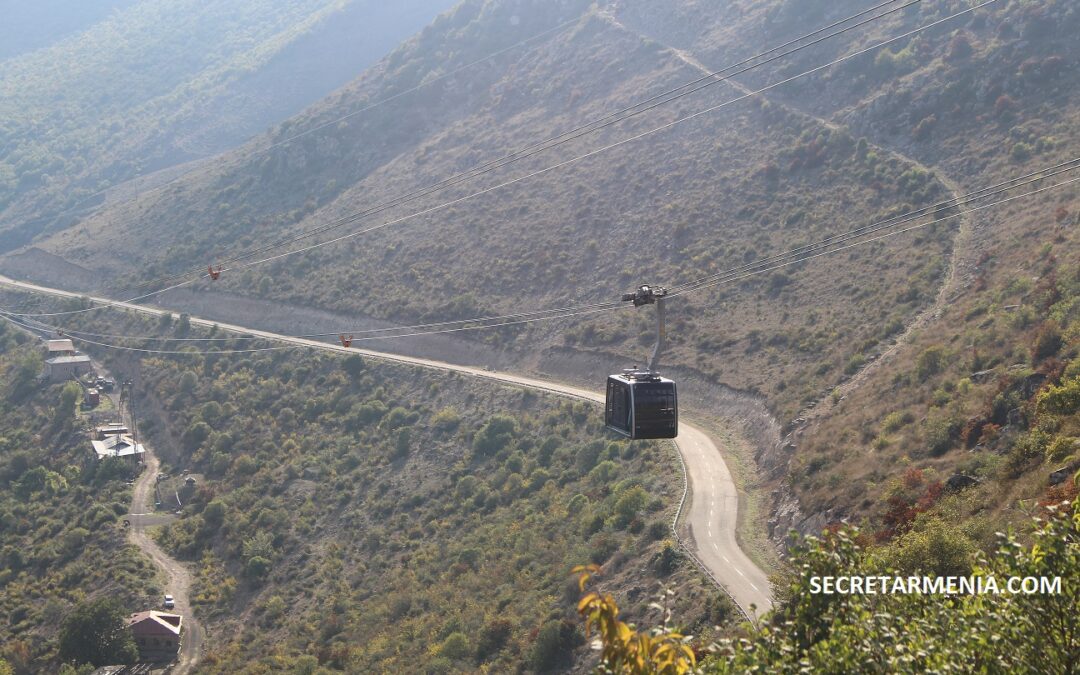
[125,390,205,673]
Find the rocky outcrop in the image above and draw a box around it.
[946,474,980,492]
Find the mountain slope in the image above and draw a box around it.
[0,290,733,673]
[0,0,458,249]
[0,325,159,672]
[16,0,952,427]
[0,0,139,61]
[607,0,1080,541]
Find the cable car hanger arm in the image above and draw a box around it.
[621,284,668,373]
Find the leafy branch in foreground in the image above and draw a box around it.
[577,472,1080,674]
[574,564,697,675]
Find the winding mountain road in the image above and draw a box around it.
[0,274,773,618]
[649,30,976,425]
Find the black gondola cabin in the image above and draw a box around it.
[605,371,678,439]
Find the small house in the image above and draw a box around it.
[96,423,130,439]
[85,388,101,407]
[91,666,154,675]
[127,611,182,662]
[91,434,145,462]
[45,354,92,383]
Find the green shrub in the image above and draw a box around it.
[1006,430,1050,477]
[884,518,975,576]
[528,620,580,672]
[473,415,516,456]
[182,421,211,451]
[844,353,866,375]
[654,540,681,575]
[178,370,197,393]
[1010,142,1033,162]
[245,556,271,580]
[430,407,460,432]
[646,521,669,541]
[575,440,605,473]
[881,411,914,434]
[475,619,512,661]
[613,486,648,529]
[924,412,960,456]
[588,460,618,484]
[1039,376,1080,416]
[916,346,947,382]
[342,354,365,378]
[1046,437,1076,463]
[58,382,82,420]
[438,632,471,660]
[202,500,226,529]
[1032,323,1063,361]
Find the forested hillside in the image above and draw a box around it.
[579,480,1079,672]
[0,297,733,673]
[0,322,159,672]
[0,0,456,250]
[0,1,139,61]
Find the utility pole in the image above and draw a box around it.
[118,380,129,426]
[129,378,140,453]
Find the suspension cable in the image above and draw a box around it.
[20,156,1078,343]
[5,160,1074,354]
[4,0,933,317]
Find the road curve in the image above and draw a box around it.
[0,275,773,616]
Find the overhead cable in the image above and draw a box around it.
[26,155,1080,343]
[2,0,935,318]
[7,161,1075,355]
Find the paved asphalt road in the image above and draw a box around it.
[0,275,773,617]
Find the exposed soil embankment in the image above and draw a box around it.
[154,290,783,457]
[1,248,104,291]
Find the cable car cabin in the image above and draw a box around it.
[605,371,678,439]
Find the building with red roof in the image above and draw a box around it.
[127,611,182,662]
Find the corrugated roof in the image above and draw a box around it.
[47,355,91,365]
[91,435,145,459]
[47,339,75,352]
[127,611,182,636]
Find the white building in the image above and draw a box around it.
[91,434,145,462]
